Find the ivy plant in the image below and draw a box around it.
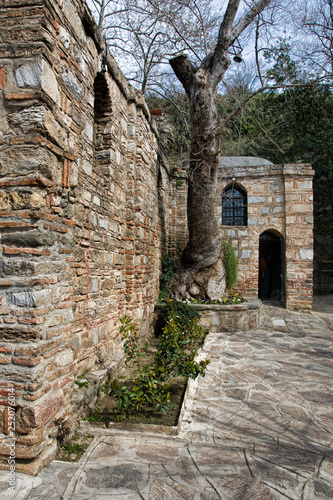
[158,254,179,301]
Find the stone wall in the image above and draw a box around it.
[158,163,188,256]
[217,158,314,311]
[0,0,174,473]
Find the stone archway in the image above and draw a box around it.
[259,230,285,303]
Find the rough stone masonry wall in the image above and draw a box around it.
[158,161,188,256]
[0,0,162,473]
[217,162,314,311]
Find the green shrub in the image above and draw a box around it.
[223,242,238,289]
[158,300,200,329]
[158,254,179,301]
[107,312,209,415]
[156,315,209,379]
[110,316,171,414]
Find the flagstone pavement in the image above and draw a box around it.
[1,297,333,499]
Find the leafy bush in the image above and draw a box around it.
[158,300,200,329]
[107,312,209,415]
[109,316,171,414]
[156,316,209,379]
[223,242,238,289]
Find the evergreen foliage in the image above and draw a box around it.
[158,300,201,330]
[223,242,238,290]
[106,313,209,415]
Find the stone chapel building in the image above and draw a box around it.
[216,157,314,312]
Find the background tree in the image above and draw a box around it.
[293,0,333,79]
[89,0,276,298]
[91,1,333,297]
[89,0,221,94]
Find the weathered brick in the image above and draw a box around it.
[18,316,45,325]
[3,317,16,324]
[3,246,50,256]
[0,221,36,228]
[0,67,5,89]
[0,346,13,354]
[13,356,41,367]
[0,280,13,287]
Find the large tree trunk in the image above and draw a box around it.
[183,69,223,270]
[168,0,272,299]
[169,61,230,299]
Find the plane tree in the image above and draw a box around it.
[166,0,273,296]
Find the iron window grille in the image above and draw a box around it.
[222,183,247,226]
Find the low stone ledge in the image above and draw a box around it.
[0,439,57,476]
[155,298,262,333]
[78,420,178,436]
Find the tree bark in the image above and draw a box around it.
[168,0,272,298]
[169,58,230,297]
[182,68,228,270]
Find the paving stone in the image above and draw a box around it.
[2,303,333,498]
[84,465,144,490]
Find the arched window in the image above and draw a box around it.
[222,183,247,226]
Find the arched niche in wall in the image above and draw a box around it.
[94,72,112,121]
[93,72,113,177]
[258,229,285,304]
[222,182,247,226]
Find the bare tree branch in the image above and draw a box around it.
[231,0,272,44]
[216,0,241,51]
[169,54,195,96]
[247,108,285,152]
[255,16,265,86]
[209,0,272,86]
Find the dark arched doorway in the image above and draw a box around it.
[259,231,285,303]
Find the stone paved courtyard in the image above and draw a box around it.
[1,300,333,499]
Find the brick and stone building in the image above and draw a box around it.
[217,157,314,312]
[0,0,314,474]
